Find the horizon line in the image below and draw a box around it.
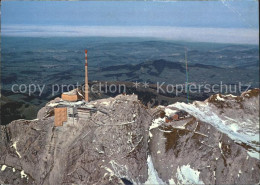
[2,25,259,45]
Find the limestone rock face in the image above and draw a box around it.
[0,90,259,185]
[37,97,62,119]
[149,118,260,184]
[0,94,151,185]
[148,89,260,184]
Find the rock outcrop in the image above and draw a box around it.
[149,89,260,184]
[0,89,259,184]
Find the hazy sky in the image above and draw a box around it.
[1,1,259,44]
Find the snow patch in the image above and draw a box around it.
[176,164,204,184]
[145,155,166,185]
[103,166,114,175]
[215,94,225,101]
[247,151,260,160]
[226,94,237,98]
[108,160,135,184]
[101,101,110,106]
[149,132,153,138]
[102,166,115,181]
[149,117,164,139]
[12,141,22,158]
[20,170,28,179]
[229,123,240,132]
[47,103,59,107]
[1,165,7,171]
[165,108,177,117]
[169,178,176,185]
[219,142,224,155]
[171,102,259,151]
[150,117,165,130]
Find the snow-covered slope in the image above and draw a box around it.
[148,89,260,184]
[170,89,260,158]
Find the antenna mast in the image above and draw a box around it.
[185,49,189,103]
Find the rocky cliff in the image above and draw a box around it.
[0,89,259,184]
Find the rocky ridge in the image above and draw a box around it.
[0,89,259,184]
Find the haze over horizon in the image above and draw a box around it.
[1,1,259,44]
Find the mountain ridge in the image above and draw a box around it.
[0,88,259,184]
